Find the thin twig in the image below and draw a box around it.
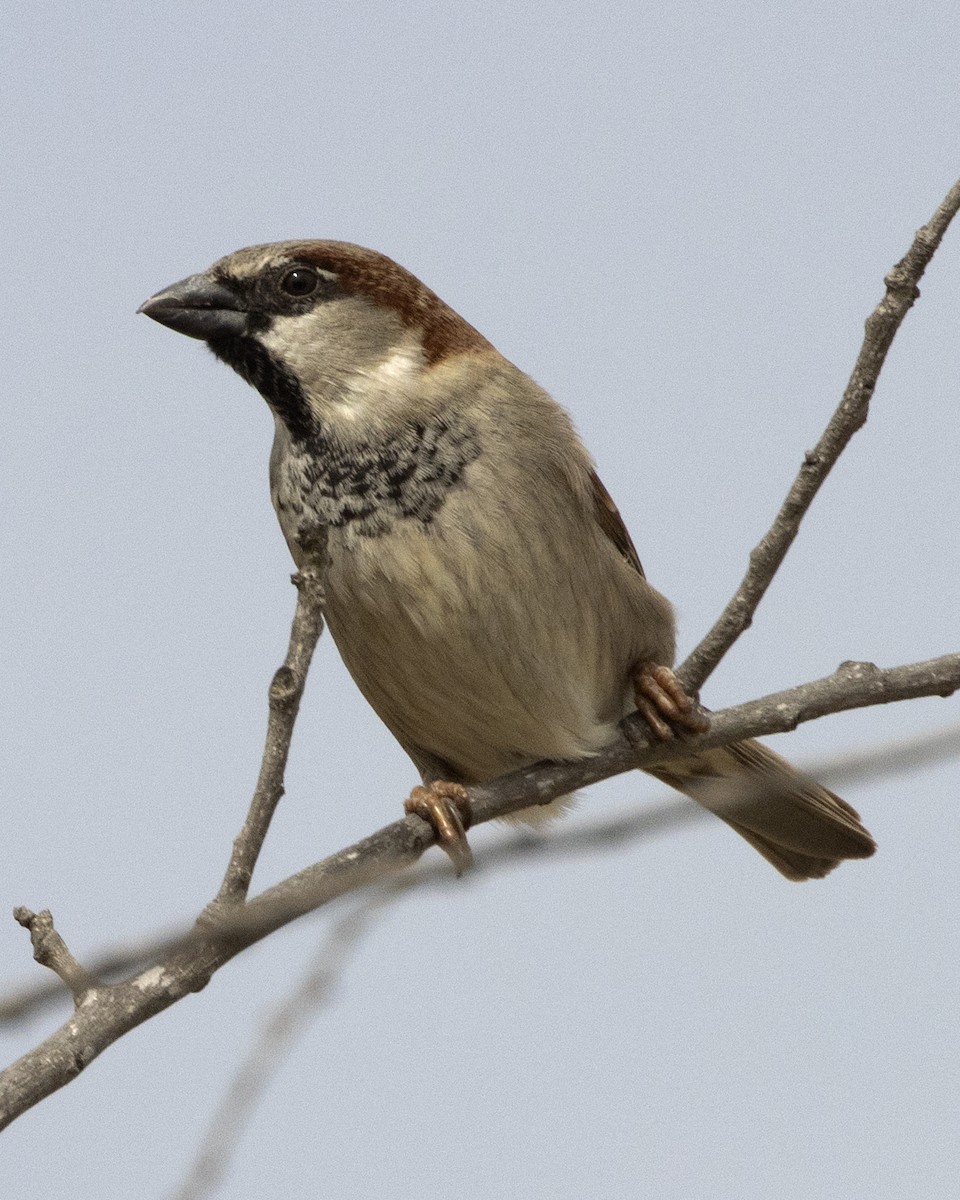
[678,178,960,695]
[217,554,327,904]
[0,931,179,1024]
[12,910,93,1005]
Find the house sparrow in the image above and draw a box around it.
[140,241,875,880]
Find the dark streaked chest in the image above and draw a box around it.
[271,416,481,544]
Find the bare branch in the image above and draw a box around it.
[217,553,328,904]
[2,649,957,1131]
[172,714,960,1197]
[9,719,958,1031]
[679,178,960,695]
[0,932,175,1024]
[458,655,960,831]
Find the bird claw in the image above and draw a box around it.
[405,782,474,876]
[633,663,710,741]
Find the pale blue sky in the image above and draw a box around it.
[2,4,959,1197]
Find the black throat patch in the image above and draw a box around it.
[208,334,316,443]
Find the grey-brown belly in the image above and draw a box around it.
[321,522,636,783]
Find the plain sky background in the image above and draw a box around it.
[2,3,959,1197]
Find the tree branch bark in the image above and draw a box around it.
[216,556,327,905]
[2,650,957,1130]
[678,178,960,695]
[9,718,957,1030]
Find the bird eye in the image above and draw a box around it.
[280,267,319,297]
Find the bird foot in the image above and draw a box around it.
[632,663,710,741]
[405,781,474,876]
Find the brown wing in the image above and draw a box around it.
[590,470,645,578]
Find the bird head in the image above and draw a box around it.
[140,241,494,441]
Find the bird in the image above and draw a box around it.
[140,240,876,880]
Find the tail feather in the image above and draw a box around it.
[646,738,876,881]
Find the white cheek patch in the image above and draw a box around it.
[371,345,423,383]
[260,308,425,423]
[338,347,424,420]
[259,309,333,389]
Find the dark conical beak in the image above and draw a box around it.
[138,272,248,340]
